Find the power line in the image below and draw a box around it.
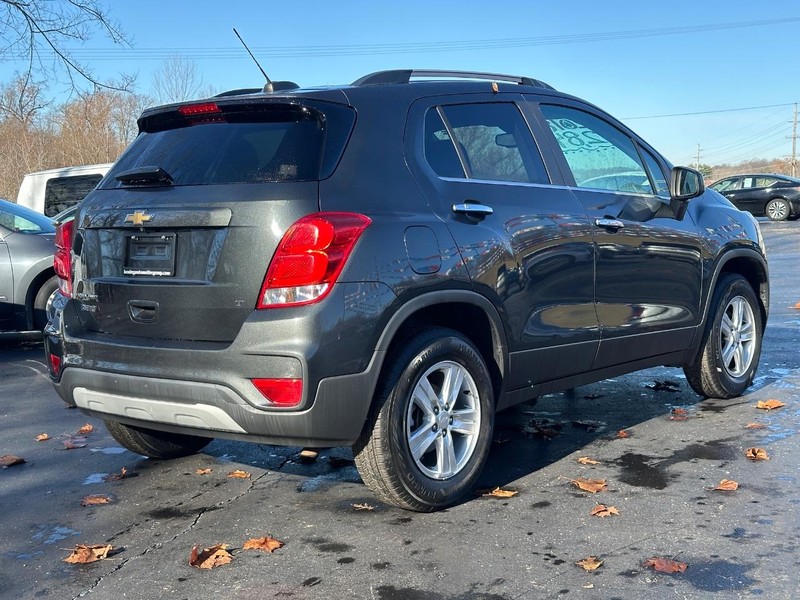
[623,102,795,120]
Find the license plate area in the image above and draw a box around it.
[124,233,176,277]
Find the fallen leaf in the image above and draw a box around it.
[63,436,88,450]
[646,380,680,392]
[227,470,251,479]
[642,556,688,574]
[77,423,94,435]
[480,487,519,499]
[243,536,284,553]
[745,422,767,429]
[105,467,128,481]
[575,556,603,571]
[524,418,562,439]
[63,544,113,564]
[590,504,620,518]
[583,393,604,400]
[669,408,688,421]
[81,494,114,506]
[746,447,769,461]
[189,544,233,569]
[572,420,603,431]
[713,479,739,491]
[577,456,600,465]
[196,468,212,475]
[0,454,25,467]
[793,301,800,310]
[616,429,631,439]
[352,503,376,511]
[756,399,785,411]
[571,478,608,493]
[36,433,50,442]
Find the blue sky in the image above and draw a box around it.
[4,0,800,167]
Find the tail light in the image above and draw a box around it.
[53,219,74,297]
[258,212,371,308]
[251,378,303,407]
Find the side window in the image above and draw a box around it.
[540,105,652,194]
[44,174,103,217]
[424,109,465,179]
[640,149,670,197]
[755,177,777,188]
[424,103,548,184]
[711,178,740,192]
[742,177,757,189]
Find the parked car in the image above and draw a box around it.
[709,173,800,221]
[16,163,111,217]
[0,199,58,333]
[45,69,769,511]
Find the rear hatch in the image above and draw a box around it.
[72,96,355,343]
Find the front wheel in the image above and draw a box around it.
[105,420,212,459]
[765,198,790,221]
[684,274,763,398]
[353,328,494,511]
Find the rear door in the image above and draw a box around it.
[407,95,598,391]
[534,102,703,367]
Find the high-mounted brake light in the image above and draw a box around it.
[177,102,221,116]
[53,219,74,298]
[258,212,371,309]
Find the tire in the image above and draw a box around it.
[684,274,762,399]
[765,198,790,221]
[32,275,58,330]
[353,328,494,512]
[104,419,212,459]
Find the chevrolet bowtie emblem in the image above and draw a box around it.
[125,210,152,226]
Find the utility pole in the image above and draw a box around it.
[695,144,701,170]
[791,103,797,177]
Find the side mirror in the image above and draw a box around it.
[670,166,705,201]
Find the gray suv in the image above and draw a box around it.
[45,70,769,511]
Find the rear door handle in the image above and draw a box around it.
[452,202,494,218]
[595,218,624,230]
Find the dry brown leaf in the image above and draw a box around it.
[63,544,113,564]
[745,422,767,429]
[196,468,212,475]
[352,503,376,511]
[669,408,688,421]
[746,447,769,461]
[713,479,739,491]
[616,429,631,439]
[577,456,600,465]
[575,556,603,571]
[0,454,25,467]
[590,504,620,518]
[77,423,94,434]
[105,467,128,481]
[63,437,87,450]
[480,487,519,499]
[571,478,608,493]
[81,494,113,506]
[35,433,50,442]
[794,301,800,310]
[242,536,284,553]
[189,544,233,569]
[227,469,251,479]
[642,556,688,574]
[756,399,785,411]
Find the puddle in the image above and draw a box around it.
[32,526,80,545]
[83,473,107,485]
[89,447,128,455]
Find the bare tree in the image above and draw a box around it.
[0,74,50,126]
[0,0,133,91]
[152,55,215,104]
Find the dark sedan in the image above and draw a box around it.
[0,199,58,334]
[709,173,800,221]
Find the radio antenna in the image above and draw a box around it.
[232,28,274,92]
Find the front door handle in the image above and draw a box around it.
[595,217,624,230]
[452,202,494,218]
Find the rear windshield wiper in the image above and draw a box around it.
[115,166,174,186]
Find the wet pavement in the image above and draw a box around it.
[1,220,799,599]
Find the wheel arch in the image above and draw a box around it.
[23,266,56,329]
[372,291,508,407]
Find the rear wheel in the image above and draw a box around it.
[353,328,494,512]
[105,420,212,459]
[32,275,58,329]
[684,274,762,398]
[765,198,790,221]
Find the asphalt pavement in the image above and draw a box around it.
[1,220,799,600]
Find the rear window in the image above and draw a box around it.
[103,101,354,188]
[44,174,103,216]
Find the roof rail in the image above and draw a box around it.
[352,69,554,90]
